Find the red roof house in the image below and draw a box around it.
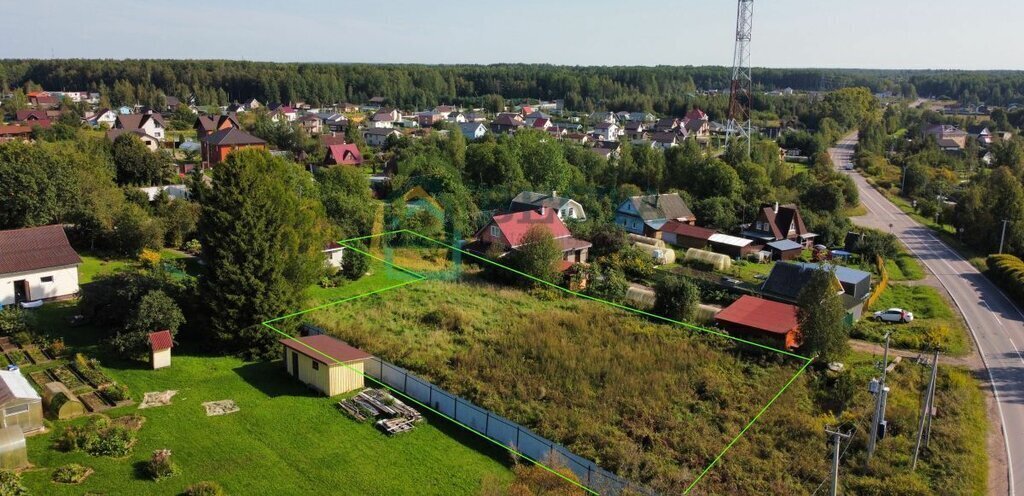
[714,295,802,349]
[470,207,591,269]
[324,143,363,166]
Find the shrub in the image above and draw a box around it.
[0,307,31,336]
[138,248,162,269]
[47,338,67,358]
[146,449,180,480]
[185,481,226,496]
[420,305,467,333]
[101,382,131,402]
[52,463,93,484]
[987,254,1024,303]
[86,424,136,457]
[183,238,202,255]
[56,416,137,457]
[0,470,27,495]
[11,330,35,347]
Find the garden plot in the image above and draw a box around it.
[202,400,239,416]
[139,390,177,409]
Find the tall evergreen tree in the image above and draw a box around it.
[198,149,327,357]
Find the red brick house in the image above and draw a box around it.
[715,295,802,349]
[199,128,267,166]
[469,208,591,269]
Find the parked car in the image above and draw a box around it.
[873,308,914,323]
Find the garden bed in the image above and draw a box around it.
[72,362,113,389]
[79,392,111,413]
[51,366,88,391]
[5,350,29,366]
[23,346,50,365]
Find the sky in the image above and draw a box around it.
[6,0,1023,70]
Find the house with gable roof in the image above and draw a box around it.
[0,225,82,306]
[323,143,363,167]
[615,193,696,237]
[509,191,586,222]
[467,208,592,269]
[740,202,817,249]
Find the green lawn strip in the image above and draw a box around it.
[23,276,512,495]
[853,284,968,356]
[884,254,925,282]
[718,259,775,285]
[77,254,131,284]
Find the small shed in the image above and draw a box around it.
[42,382,85,420]
[0,370,43,434]
[708,233,758,258]
[281,335,372,397]
[766,239,804,261]
[715,295,802,349]
[0,426,27,470]
[660,221,715,250]
[148,330,173,369]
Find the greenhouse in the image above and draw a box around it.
[42,382,85,420]
[0,370,42,434]
[0,426,27,470]
[634,242,676,265]
[685,248,732,271]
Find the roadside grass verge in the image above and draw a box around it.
[884,253,925,281]
[853,283,969,356]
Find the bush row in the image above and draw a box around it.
[987,254,1024,304]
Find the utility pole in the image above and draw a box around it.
[866,332,891,460]
[912,350,940,470]
[826,426,851,496]
[900,165,908,195]
[999,219,1010,254]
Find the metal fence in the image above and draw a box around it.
[362,356,658,496]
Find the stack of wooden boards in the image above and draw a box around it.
[337,388,423,435]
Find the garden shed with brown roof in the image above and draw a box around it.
[280,335,373,396]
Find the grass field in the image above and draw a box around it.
[884,253,926,281]
[20,268,513,495]
[854,283,969,356]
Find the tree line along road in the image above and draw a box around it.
[830,132,1023,496]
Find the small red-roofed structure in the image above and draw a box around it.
[148,330,174,369]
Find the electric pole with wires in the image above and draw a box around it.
[866,331,892,460]
[825,426,851,496]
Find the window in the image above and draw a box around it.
[311,360,319,371]
[490,225,500,238]
[40,276,53,283]
[4,404,28,417]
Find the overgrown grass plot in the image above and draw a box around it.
[262,230,814,495]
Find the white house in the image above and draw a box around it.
[458,122,487,140]
[509,191,587,221]
[363,128,401,147]
[593,122,620,142]
[113,112,165,140]
[87,109,118,128]
[323,243,345,269]
[0,225,82,307]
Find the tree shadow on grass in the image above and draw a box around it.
[232,360,320,399]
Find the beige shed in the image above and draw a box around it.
[148,330,173,369]
[280,335,371,397]
[0,370,43,435]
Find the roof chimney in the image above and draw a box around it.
[539,205,547,216]
[774,201,779,214]
[551,190,558,198]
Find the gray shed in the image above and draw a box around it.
[0,369,43,434]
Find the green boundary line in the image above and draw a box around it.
[262,229,814,495]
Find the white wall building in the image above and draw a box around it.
[0,226,82,307]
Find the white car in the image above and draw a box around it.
[873,308,914,323]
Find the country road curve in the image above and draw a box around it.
[830,132,1023,495]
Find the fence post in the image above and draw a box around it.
[485,411,490,436]
[403,371,408,392]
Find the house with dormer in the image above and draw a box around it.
[740,203,817,248]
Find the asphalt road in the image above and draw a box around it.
[830,134,1022,495]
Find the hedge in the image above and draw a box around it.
[987,254,1024,305]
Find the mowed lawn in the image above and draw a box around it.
[20,259,512,495]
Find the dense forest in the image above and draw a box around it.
[6,59,1023,113]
